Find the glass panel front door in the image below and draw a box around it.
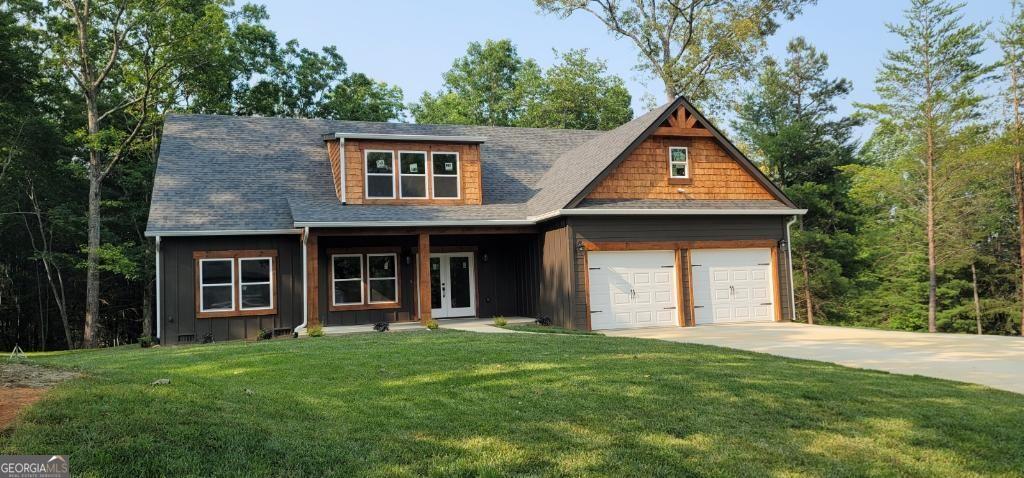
[429,253,476,318]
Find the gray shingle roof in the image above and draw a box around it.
[146,101,799,234]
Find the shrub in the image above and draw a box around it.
[373,321,390,332]
[307,325,324,337]
[425,319,439,330]
[493,316,507,327]
[139,336,153,348]
[257,328,272,341]
[535,316,553,326]
[202,332,214,344]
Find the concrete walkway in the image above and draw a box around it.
[604,322,1024,394]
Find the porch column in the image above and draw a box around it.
[307,229,320,328]
[418,232,431,323]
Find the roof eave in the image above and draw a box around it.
[330,132,487,143]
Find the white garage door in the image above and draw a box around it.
[691,248,775,324]
[587,251,678,330]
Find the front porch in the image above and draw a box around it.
[313,316,536,335]
[304,227,540,330]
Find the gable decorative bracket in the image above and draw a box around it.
[655,103,712,137]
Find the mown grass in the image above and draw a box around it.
[503,323,603,335]
[3,330,1023,477]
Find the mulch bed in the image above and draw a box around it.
[0,363,80,430]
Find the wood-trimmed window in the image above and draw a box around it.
[329,250,401,311]
[365,150,395,198]
[431,152,460,199]
[668,146,690,183]
[194,250,278,318]
[398,151,427,199]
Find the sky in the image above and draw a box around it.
[258,0,1010,140]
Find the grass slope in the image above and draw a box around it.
[3,331,1023,477]
[503,324,603,335]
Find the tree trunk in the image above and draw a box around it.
[83,99,102,348]
[926,129,938,333]
[1013,64,1024,337]
[971,263,982,335]
[142,279,153,339]
[801,253,814,325]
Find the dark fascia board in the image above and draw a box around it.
[322,132,487,143]
[566,96,797,209]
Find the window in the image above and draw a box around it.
[194,251,278,317]
[199,259,234,312]
[365,150,395,198]
[399,151,427,199]
[239,257,273,310]
[331,254,363,306]
[669,147,689,178]
[367,253,398,303]
[432,152,460,198]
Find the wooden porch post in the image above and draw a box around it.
[418,232,431,323]
[307,230,320,328]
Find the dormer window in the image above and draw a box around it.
[669,147,689,179]
[399,151,427,199]
[432,152,460,199]
[365,150,395,198]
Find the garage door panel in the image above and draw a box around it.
[693,249,775,325]
[587,251,680,330]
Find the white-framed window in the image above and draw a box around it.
[365,150,395,198]
[331,254,364,306]
[239,257,273,311]
[367,253,398,303]
[431,152,460,199]
[398,151,428,199]
[199,258,235,312]
[669,146,689,178]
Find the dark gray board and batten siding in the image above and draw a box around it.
[158,235,304,345]
[562,215,795,330]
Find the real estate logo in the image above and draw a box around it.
[0,455,68,478]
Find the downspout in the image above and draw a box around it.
[785,216,798,322]
[339,138,346,205]
[155,236,161,342]
[295,226,309,337]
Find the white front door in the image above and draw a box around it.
[587,251,679,330]
[691,248,775,324]
[430,253,476,318]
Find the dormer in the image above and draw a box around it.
[324,133,486,205]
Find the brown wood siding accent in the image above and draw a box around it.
[193,250,280,319]
[326,139,344,201]
[771,246,783,322]
[538,220,576,329]
[684,249,696,326]
[585,136,776,201]
[674,250,685,326]
[342,140,482,205]
[568,216,792,328]
[418,233,431,322]
[158,235,303,345]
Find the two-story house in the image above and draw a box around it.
[145,97,806,344]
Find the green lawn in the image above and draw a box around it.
[3,331,1023,477]
[503,323,603,335]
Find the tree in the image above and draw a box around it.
[732,37,862,324]
[320,73,405,122]
[857,0,991,333]
[997,0,1024,336]
[412,39,543,127]
[412,40,632,130]
[535,0,814,107]
[521,49,632,130]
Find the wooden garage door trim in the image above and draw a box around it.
[581,239,777,251]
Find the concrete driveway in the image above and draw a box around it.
[604,322,1024,394]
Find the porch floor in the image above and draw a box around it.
[316,317,534,336]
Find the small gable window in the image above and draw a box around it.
[432,152,460,199]
[399,151,427,199]
[669,147,689,179]
[365,150,395,198]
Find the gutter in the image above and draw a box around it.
[785,215,798,322]
[295,226,310,336]
[144,228,302,238]
[293,208,808,228]
[155,236,161,342]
